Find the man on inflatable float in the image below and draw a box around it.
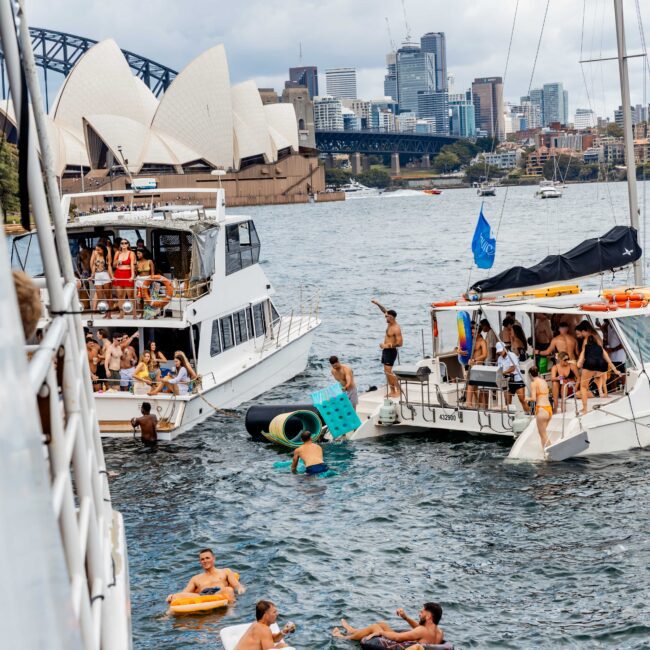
[166,548,245,604]
[332,603,451,649]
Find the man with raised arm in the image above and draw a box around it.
[332,603,445,646]
[166,548,245,604]
[234,600,295,650]
[371,298,403,398]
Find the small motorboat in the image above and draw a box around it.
[422,188,443,195]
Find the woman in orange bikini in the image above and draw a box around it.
[527,366,552,449]
[112,238,136,318]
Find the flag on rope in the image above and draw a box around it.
[471,204,496,269]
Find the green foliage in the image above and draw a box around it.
[356,168,391,188]
[0,140,19,222]
[606,123,624,138]
[325,167,351,188]
[475,136,499,152]
[464,163,504,184]
[543,153,582,182]
[432,150,461,173]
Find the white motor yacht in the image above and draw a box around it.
[13,188,320,440]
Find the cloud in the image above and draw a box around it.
[25,0,650,119]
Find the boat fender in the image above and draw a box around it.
[456,311,473,365]
[142,275,174,310]
[580,303,618,312]
[432,315,439,338]
[360,636,454,650]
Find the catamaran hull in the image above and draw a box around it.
[96,329,316,440]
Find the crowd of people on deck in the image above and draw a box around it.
[76,237,156,318]
[459,310,626,448]
[85,330,198,395]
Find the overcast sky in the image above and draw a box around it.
[28,0,650,119]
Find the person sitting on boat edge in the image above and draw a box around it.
[371,299,403,398]
[496,342,527,410]
[291,431,329,475]
[234,600,295,650]
[331,603,445,647]
[330,355,358,409]
[130,401,158,447]
[166,548,245,604]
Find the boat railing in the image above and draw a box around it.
[262,288,320,353]
[37,275,212,321]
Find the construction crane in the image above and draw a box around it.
[401,0,412,44]
[385,16,396,52]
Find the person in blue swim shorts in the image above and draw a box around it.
[291,431,329,475]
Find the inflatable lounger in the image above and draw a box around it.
[361,635,453,650]
[220,622,296,650]
[169,593,229,615]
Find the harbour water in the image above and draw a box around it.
[103,182,650,649]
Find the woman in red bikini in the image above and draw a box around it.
[112,238,135,318]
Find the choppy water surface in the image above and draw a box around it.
[105,183,650,649]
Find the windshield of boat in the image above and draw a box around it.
[616,314,650,363]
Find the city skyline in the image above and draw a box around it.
[27,0,650,120]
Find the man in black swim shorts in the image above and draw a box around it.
[372,299,403,398]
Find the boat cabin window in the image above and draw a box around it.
[253,302,266,336]
[11,233,44,275]
[617,315,650,362]
[225,220,260,275]
[221,315,235,350]
[209,300,275,357]
[210,320,222,357]
[151,230,192,278]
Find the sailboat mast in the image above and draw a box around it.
[614,0,642,284]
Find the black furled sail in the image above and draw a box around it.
[468,226,642,297]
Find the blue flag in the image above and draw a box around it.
[471,205,496,269]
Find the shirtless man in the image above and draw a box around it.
[291,431,328,475]
[332,603,445,646]
[86,333,101,386]
[536,322,579,361]
[131,402,158,446]
[119,331,139,391]
[235,600,294,650]
[330,355,358,409]
[166,548,244,604]
[465,324,488,409]
[371,299,403,398]
[105,334,124,388]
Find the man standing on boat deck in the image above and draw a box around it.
[119,331,139,391]
[329,356,358,408]
[105,334,124,389]
[497,342,527,410]
[536,322,579,361]
[371,299,403,398]
[166,548,245,604]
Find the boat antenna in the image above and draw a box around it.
[614,0,643,284]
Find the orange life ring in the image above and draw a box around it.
[609,292,645,303]
[618,299,648,309]
[431,301,457,308]
[580,303,618,312]
[142,275,174,309]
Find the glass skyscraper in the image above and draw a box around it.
[395,46,436,114]
[420,32,447,91]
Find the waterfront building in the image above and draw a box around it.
[415,118,437,134]
[416,90,450,134]
[525,146,574,176]
[420,32,447,91]
[483,149,522,170]
[313,96,343,130]
[449,91,476,138]
[542,82,567,126]
[614,105,641,129]
[397,111,417,132]
[583,146,603,163]
[472,76,505,139]
[342,107,361,130]
[527,89,544,128]
[376,108,397,131]
[574,108,596,130]
[325,67,358,100]
[602,139,625,163]
[396,45,436,113]
[281,86,316,147]
[288,66,319,99]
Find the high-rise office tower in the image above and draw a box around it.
[288,66,319,99]
[383,52,398,101]
[396,45,436,113]
[563,89,569,125]
[420,32,447,91]
[325,68,358,100]
[542,82,566,126]
[472,76,505,139]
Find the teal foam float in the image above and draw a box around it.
[311,383,361,439]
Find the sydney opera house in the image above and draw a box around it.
[0,39,326,206]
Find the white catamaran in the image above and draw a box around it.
[350,0,650,462]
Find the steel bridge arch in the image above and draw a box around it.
[0,27,178,108]
[315,129,458,155]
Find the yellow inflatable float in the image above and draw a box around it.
[169,593,230,615]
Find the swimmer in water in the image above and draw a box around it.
[291,431,329,475]
[166,548,245,604]
[234,600,295,650]
[332,603,444,646]
[130,401,158,447]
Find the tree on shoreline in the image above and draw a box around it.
[0,140,19,223]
